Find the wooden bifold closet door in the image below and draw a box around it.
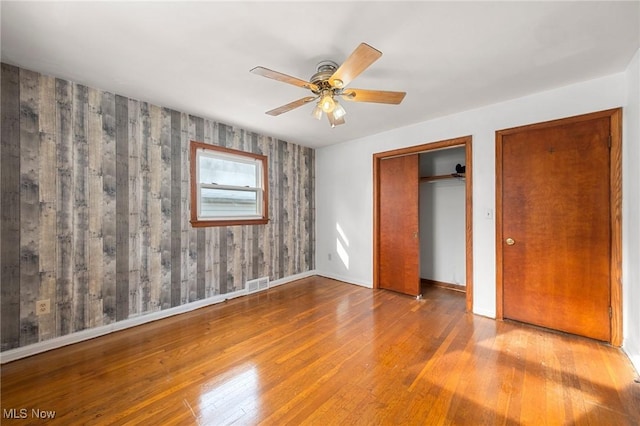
[378,154,420,297]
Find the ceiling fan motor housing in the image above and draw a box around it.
[310,60,339,93]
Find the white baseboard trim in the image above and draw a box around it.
[0,270,317,364]
[316,271,372,288]
[269,270,317,287]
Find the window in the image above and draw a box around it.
[190,141,269,227]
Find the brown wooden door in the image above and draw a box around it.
[379,154,420,296]
[500,116,611,341]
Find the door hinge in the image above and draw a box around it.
[609,306,613,318]
[608,135,612,149]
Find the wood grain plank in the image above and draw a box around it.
[203,117,213,144]
[160,107,173,310]
[211,223,220,296]
[597,342,640,420]
[56,78,74,336]
[263,136,275,279]
[209,125,221,295]
[277,139,285,279]
[283,142,295,276]
[202,120,215,297]
[183,113,196,301]
[306,146,315,270]
[128,99,141,316]
[541,333,571,421]
[215,123,229,293]
[38,74,57,342]
[1,63,22,350]
[148,104,164,311]
[165,106,175,310]
[218,122,228,148]
[19,68,41,346]
[193,116,206,300]
[231,127,245,290]
[226,229,238,293]
[250,132,260,280]
[297,144,306,273]
[218,227,228,295]
[519,332,549,424]
[229,224,241,292]
[115,95,129,321]
[101,91,117,324]
[87,87,104,327]
[138,102,151,313]
[205,225,214,297]
[170,110,181,307]
[296,144,307,275]
[72,83,89,331]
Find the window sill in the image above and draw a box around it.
[190,218,270,228]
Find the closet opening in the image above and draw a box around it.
[373,136,472,312]
[419,147,467,295]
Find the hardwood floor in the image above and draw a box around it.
[1,276,639,425]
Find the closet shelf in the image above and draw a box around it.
[420,173,465,183]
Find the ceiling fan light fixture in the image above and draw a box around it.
[320,93,336,113]
[327,110,346,128]
[311,103,323,120]
[332,101,346,119]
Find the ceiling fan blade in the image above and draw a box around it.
[341,88,406,104]
[265,96,317,116]
[327,110,346,127]
[250,66,319,92]
[329,43,382,88]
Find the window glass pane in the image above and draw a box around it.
[200,188,258,217]
[199,155,257,187]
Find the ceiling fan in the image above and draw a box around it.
[250,43,406,128]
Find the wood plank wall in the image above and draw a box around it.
[0,63,316,351]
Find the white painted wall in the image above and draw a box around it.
[419,149,466,286]
[316,66,632,322]
[623,49,640,373]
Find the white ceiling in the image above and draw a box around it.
[2,1,639,149]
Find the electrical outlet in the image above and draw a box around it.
[36,299,50,315]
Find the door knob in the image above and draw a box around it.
[505,237,515,246]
